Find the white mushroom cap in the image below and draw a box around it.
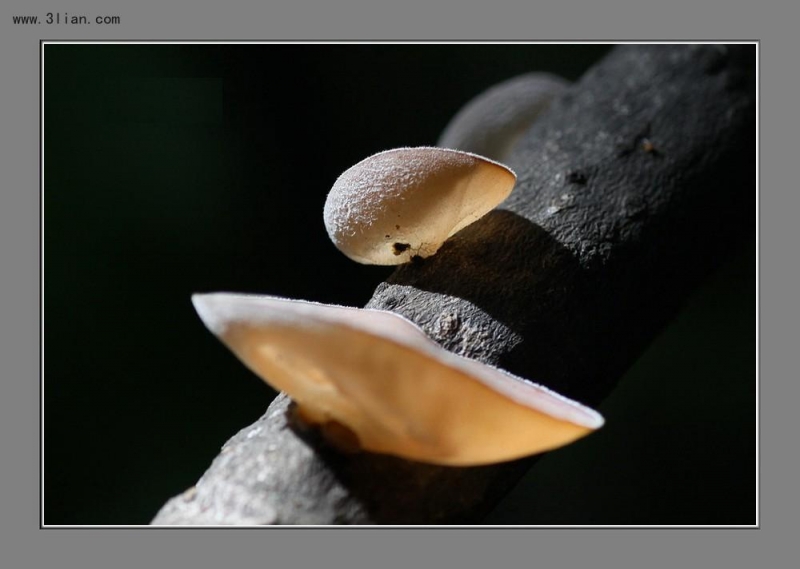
[438,72,569,161]
[193,293,604,466]
[323,147,516,265]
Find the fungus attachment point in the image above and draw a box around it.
[323,147,516,265]
[192,293,604,466]
[321,420,362,455]
[287,401,325,432]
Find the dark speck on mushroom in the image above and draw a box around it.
[392,242,411,256]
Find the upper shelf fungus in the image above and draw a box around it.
[323,147,516,265]
[192,293,604,466]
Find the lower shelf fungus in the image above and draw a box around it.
[192,293,604,466]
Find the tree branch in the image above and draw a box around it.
[152,44,755,525]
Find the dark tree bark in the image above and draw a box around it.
[152,44,755,525]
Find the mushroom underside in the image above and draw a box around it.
[194,294,602,466]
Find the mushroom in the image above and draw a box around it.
[438,72,569,161]
[323,147,516,265]
[192,292,604,466]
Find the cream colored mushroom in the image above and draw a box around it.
[323,147,516,265]
[192,292,604,466]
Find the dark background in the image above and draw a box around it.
[43,43,755,525]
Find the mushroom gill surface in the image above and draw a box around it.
[193,293,603,466]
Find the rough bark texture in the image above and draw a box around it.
[152,44,756,525]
